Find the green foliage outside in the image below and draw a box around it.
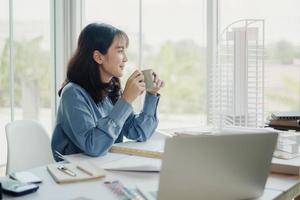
[1,36,300,115]
[266,75,300,112]
[0,37,51,107]
[144,40,207,114]
[266,40,300,64]
[264,39,300,113]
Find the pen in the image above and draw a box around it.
[76,165,93,176]
[136,186,151,200]
[55,150,71,163]
[116,181,143,200]
[57,165,76,177]
[122,184,137,200]
[105,181,135,199]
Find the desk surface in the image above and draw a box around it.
[2,132,300,200]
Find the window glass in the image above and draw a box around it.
[143,0,207,129]
[220,0,300,117]
[0,0,10,166]
[85,0,139,91]
[85,0,207,129]
[13,0,51,130]
[0,0,51,167]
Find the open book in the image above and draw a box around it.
[47,161,105,184]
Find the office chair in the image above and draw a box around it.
[5,120,55,174]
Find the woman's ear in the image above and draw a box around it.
[93,50,104,64]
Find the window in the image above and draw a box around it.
[0,0,51,166]
[142,0,207,129]
[0,0,10,167]
[85,0,139,80]
[219,0,300,117]
[84,0,207,129]
[85,0,140,107]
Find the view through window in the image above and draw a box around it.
[220,0,300,118]
[0,0,10,167]
[0,0,51,166]
[84,0,207,129]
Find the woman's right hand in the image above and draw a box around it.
[122,70,145,103]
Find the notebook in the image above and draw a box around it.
[47,161,105,184]
[109,140,164,159]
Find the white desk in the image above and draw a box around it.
[2,132,300,200]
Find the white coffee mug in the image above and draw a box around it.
[142,69,155,91]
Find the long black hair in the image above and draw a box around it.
[58,23,129,104]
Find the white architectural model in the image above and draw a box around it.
[208,19,265,128]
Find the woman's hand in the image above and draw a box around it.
[147,72,165,96]
[122,70,145,103]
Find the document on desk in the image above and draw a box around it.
[102,156,161,172]
[66,152,129,165]
[173,127,213,136]
[109,138,165,159]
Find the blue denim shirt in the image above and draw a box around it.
[51,82,159,161]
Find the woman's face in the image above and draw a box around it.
[99,35,128,83]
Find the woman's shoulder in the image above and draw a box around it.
[61,82,89,99]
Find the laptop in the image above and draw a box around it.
[157,128,278,200]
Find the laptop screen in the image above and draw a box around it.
[158,129,278,200]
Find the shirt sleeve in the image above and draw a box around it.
[121,92,160,141]
[61,89,133,157]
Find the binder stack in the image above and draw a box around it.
[267,112,300,131]
[267,112,300,160]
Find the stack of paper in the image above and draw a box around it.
[271,156,300,175]
[109,139,164,159]
[102,156,161,172]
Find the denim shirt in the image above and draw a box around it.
[51,82,160,161]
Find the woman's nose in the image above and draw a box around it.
[123,53,128,62]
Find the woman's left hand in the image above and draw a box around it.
[147,72,165,96]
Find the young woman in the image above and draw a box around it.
[51,23,164,161]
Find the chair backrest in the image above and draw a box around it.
[5,120,55,174]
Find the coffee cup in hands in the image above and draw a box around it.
[122,70,146,103]
[142,69,156,91]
